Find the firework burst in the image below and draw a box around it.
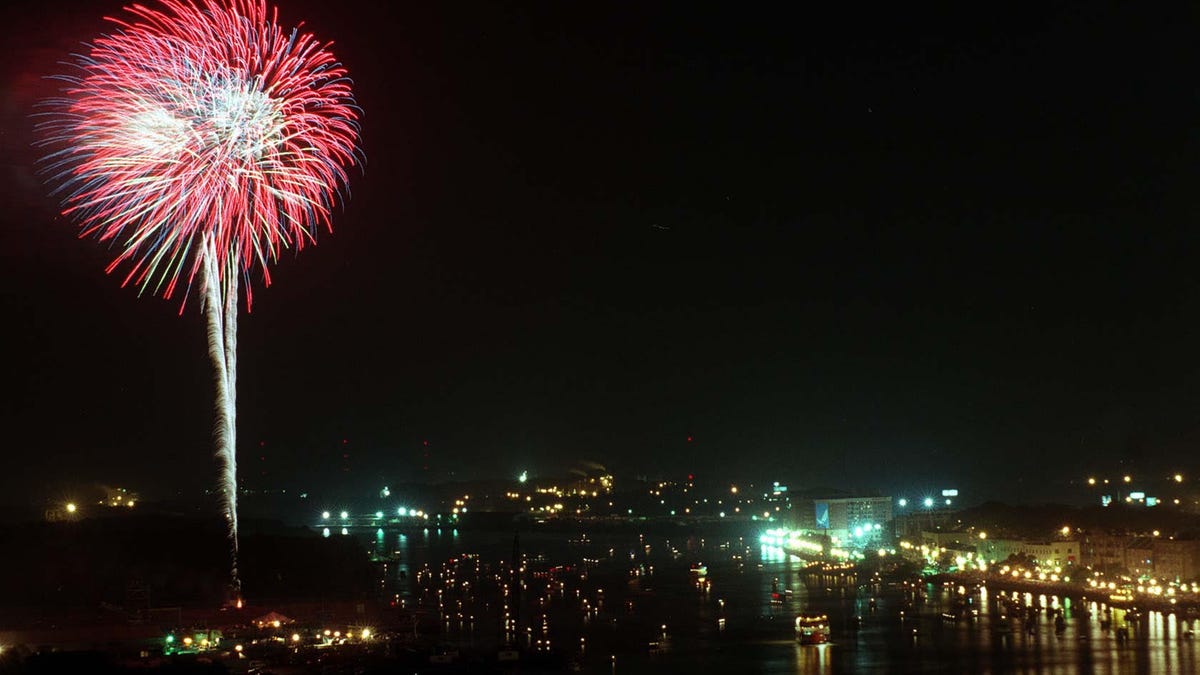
[38,0,361,597]
[40,0,360,306]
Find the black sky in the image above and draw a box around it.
[3,1,1200,505]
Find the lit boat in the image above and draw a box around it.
[689,563,708,577]
[795,615,830,645]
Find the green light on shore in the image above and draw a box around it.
[165,635,174,643]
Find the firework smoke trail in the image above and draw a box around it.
[37,0,361,597]
[203,239,239,591]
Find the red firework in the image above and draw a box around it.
[39,0,361,309]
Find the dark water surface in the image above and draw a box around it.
[363,525,1200,673]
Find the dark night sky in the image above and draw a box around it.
[2,1,1200,505]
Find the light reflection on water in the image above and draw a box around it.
[360,528,1200,673]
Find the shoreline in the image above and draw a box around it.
[926,572,1200,612]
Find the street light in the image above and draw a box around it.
[897,498,908,507]
[923,497,934,508]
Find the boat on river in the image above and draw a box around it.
[795,614,830,645]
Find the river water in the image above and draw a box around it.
[362,525,1200,673]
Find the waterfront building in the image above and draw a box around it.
[813,495,893,544]
[975,538,1080,567]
